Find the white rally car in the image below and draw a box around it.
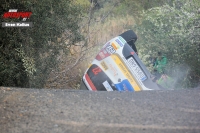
[81,30,160,91]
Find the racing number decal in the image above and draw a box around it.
[92,67,102,75]
[87,64,117,91]
[106,45,116,54]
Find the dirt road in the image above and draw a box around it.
[0,87,200,133]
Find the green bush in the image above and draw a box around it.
[0,0,85,88]
[134,0,200,88]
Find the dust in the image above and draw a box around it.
[167,63,193,89]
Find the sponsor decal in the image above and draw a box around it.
[114,79,134,91]
[100,61,108,71]
[2,9,33,27]
[95,49,110,61]
[102,81,113,91]
[114,42,121,49]
[99,52,105,59]
[103,50,107,54]
[106,45,116,54]
[123,84,128,91]
[108,63,118,76]
[111,54,141,91]
[118,36,126,44]
[111,43,118,50]
[92,67,102,75]
[115,39,124,47]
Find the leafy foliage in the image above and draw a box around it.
[134,0,200,88]
[1,0,84,88]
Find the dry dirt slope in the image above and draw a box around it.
[0,87,200,133]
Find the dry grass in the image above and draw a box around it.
[44,15,135,89]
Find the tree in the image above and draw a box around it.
[0,0,85,88]
[134,0,200,88]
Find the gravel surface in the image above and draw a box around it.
[0,87,200,133]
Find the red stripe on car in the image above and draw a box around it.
[85,74,97,91]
